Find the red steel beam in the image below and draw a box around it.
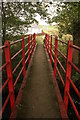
[0,93,11,117]
[50,35,52,64]
[54,36,58,79]
[68,77,80,99]
[67,91,80,120]
[69,61,80,74]
[64,41,73,111]
[56,66,65,87]
[0,78,10,94]
[11,48,23,60]
[22,37,26,78]
[14,66,24,88]
[0,62,9,72]
[70,44,80,51]
[28,35,30,64]
[4,41,15,112]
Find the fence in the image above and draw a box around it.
[45,33,80,120]
[0,33,36,118]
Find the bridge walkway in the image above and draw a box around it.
[16,43,61,118]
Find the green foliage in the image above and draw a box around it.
[52,2,80,40]
[2,2,49,43]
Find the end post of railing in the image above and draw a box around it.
[46,35,48,53]
[22,37,26,78]
[28,35,30,64]
[31,35,33,55]
[34,33,36,48]
[54,36,58,79]
[64,40,73,112]
[4,41,15,111]
[50,35,52,64]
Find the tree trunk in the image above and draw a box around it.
[2,2,6,45]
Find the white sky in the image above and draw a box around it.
[35,14,48,25]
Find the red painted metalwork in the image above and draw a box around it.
[45,44,68,119]
[34,33,35,48]
[0,78,10,94]
[0,44,7,49]
[45,33,80,120]
[70,44,80,51]
[10,43,37,119]
[0,92,11,116]
[57,39,68,45]
[69,61,80,74]
[14,66,24,87]
[28,35,30,64]
[54,36,58,79]
[50,35,52,64]
[56,66,65,87]
[52,50,66,74]
[0,32,80,119]
[45,34,47,51]
[31,35,33,55]
[67,92,80,120]
[0,33,36,119]
[64,41,73,111]
[22,37,26,78]
[68,77,80,99]
[0,62,9,72]
[56,47,67,60]
[11,48,23,60]
[12,58,23,74]
[48,35,49,56]
[10,39,22,45]
[4,41,15,111]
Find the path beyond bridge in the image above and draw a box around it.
[16,43,61,118]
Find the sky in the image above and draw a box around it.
[35,14,48,25]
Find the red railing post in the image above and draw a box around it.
[31,35,33,55]
[46,34,48,53]
[54,36,58,79]
[64,41,73,111]
[48,35,49,56]
[28,35,30,64]
[45,34,47,49]
[34,33,36,48]
[33,33,35,49]
[4,41,15,111]
[22,37,26,78]
[33,34,34,50]
[50,35,52,64]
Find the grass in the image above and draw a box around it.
[39,25,59,36]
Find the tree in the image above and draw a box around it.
[51,2,80,68]
[2,2,48,44]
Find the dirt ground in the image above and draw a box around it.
[16,43,61,118]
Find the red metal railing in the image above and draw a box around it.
[0,33,36,118]
[45,34,80,120]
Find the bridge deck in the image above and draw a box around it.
[16,43,61,118]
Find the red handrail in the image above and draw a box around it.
[0,33,36,118]
[45,33,80,120]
